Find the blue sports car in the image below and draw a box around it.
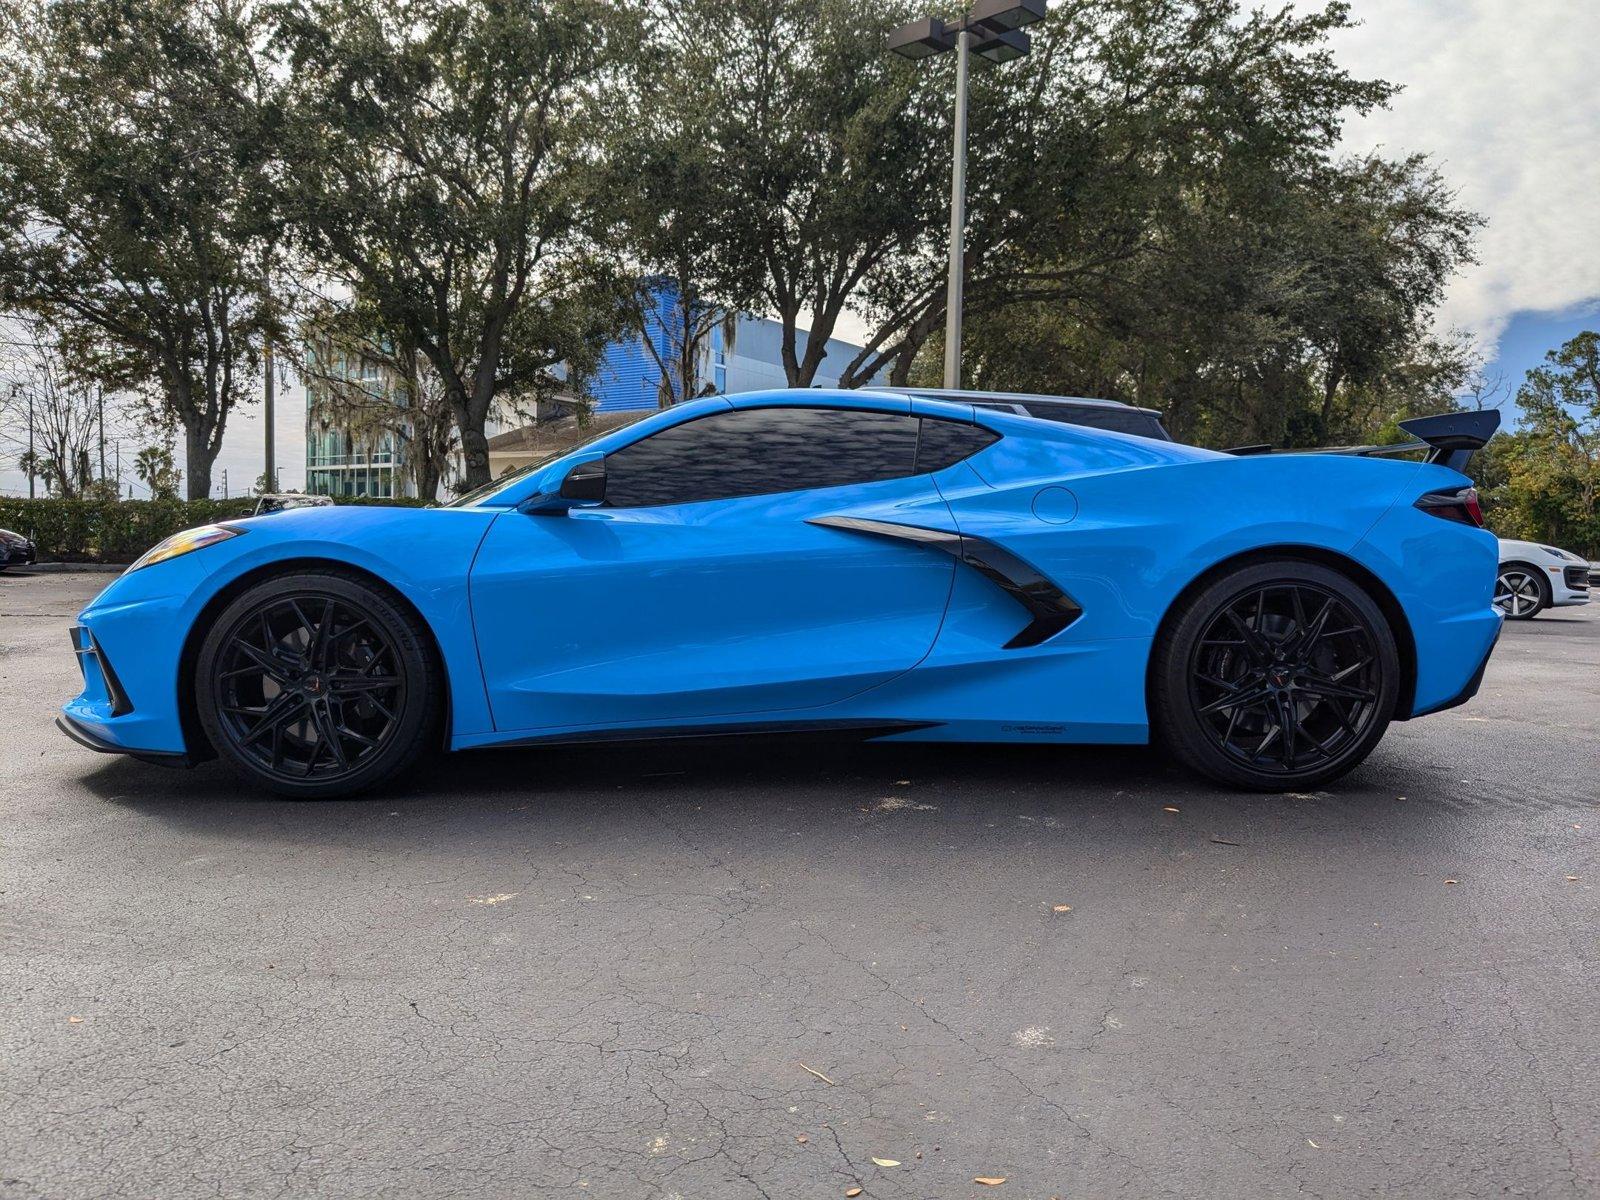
[58,390,1502,797]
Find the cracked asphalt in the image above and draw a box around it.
[3,570,1597,1199]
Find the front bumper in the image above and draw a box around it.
[2,539,36,566]
[56,712,192,767]
[1552,563,1591,606]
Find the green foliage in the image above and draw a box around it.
[1476,332,1600,557]
[0,496,430,563]
[134,445,183,501]
[0,0,283,499]
[948,3,1480,448]
[273,0,641,487]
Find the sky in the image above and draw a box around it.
[2,0,1597,498]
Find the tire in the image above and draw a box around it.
[1493,564,1548,620]
[194,570,442,798]
[1152,561,1400,791]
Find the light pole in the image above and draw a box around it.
[889,0,1045,389]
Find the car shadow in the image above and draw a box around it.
[77,730,1465,855]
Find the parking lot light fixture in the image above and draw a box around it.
[888,0,1047,389]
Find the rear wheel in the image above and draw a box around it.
[1152,561,1399,791]
[195,571,441,798]
[1493,565,1547,619]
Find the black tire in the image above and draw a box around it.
[1152,561,1400,791]
[1493,563,1548,620]
[194,570,441,798]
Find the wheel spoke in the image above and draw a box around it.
[1197,685,1272,716]
[308,700,349,770]
[237,692,308,748]
[1296,673,1375,703]
[233,640,293,682]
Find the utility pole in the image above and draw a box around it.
[263,336,275,495]
[888,0,1044,390]
[26,387,35,500]
[97,387,106,484]
[222,468,228,500]
[943,28,971,390]
[263,257,275,497]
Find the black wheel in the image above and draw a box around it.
[1493,564,1548,620]
[1152,561,1399,791]
[194,571,441,798]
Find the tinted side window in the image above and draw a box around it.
[915,418,999,471]
[604,407,921,508]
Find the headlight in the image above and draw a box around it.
[127,524,244,572]
[1538,545,1577,561]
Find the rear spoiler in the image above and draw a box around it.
[1225,410,1501,473]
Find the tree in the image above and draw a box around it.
[297,290,458,501]
[657,0,945,388]
[0,322,125,499]
[274,0,640,488]
[134,443,183,501]
[0,0,283,499]
[928,2,1479,450]
[1479,332,1600,557]
[597,24,762,409]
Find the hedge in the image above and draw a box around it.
[0,496,433,564]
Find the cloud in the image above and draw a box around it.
[1313,0,1600,348]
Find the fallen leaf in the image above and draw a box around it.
[1565,875,1580,882]
[466,892,520,906]
[796,1134,809,1144]
[1052,904,1072,913]
[1210,836,1242,847]
[797,1061,836,1086]
[1162,805,1180,813]
[1444,879,1459,885]
[67,1016,83,1024]
[975,1177,1007,1187]
[845,1189,862,1197]
[1307,1139,1319,1148]
[872,1158,900,1168]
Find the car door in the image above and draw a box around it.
[468,403,965,733]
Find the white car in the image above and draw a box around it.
[1495,538,1592,619]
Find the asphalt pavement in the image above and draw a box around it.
[2,569,1596,1199]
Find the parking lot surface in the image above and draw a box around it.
[3,569,1596,1199]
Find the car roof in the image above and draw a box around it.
[866,387,1164,419]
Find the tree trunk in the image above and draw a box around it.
[183,420,218,500]
[415,456,441,504]
[458,419,491,490]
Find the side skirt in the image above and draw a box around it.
[458,718,943,751]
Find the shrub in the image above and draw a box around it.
[0,496,432,563]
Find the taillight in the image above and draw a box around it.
[1414,486,1484,528]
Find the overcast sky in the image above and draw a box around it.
[3,0,1597,498]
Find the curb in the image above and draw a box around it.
[5,562,127,574]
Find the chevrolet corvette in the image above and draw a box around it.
[58,390,1502,797]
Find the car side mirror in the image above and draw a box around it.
[522,453,606,515]
[559,458,606,503]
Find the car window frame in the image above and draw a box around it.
[600,404,998,511]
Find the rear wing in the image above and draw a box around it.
[1225,410,1501,473]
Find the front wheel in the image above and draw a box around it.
[194,571,441,798]
[1151,561,1400,791]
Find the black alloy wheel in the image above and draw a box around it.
[195,571,440,797]
[1153,561,1399,791]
